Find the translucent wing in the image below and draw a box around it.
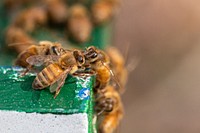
[49,81,59,93]
[26,55,46,66]
[49,67,72,98]
[49,74,67,93]
[26,55,60,67]
[47,55,60,62]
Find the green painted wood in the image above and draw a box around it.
[0,66,95,132]
[0,67,94,114]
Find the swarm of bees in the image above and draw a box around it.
[14,41,128,133]
[4,0,119,54]
[4,0,125,132]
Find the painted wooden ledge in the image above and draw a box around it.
[0,66,95,133]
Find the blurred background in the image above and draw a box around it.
[114,0,200,132]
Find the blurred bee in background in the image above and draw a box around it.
[91,0,119,25]
[44,0,68,24]
[4,0,35,10]
[67,4,92,43]
[6,26,35,53]
[11,6,47,32]
[5,6,48,53]
[95,85,123,133]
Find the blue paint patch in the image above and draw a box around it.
[78,88,90,100]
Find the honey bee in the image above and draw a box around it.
[84,46,124,133]
[67,4,92,43]
[14,41,64,75]
[95,85,123,133]
[44,0,68,24]
[12,6,47,32]
[91,0,119,25]
[6,26,35,53]
[31,49,85,98]
[83,46,111,91]
[30,45,112,98]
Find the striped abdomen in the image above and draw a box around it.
[93,62,111,90]
[96,65,110,84]
[32,63,64,89]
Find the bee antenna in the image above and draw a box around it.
[125,43,130,64]
[97,107,106,116]
[8,41,35,47]
[100,61,122,92]
[60,48,66,52]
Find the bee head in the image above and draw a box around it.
[95,97,115,115]
[50,42,65,56]
[73,50,85,66]
[85,46,102,63]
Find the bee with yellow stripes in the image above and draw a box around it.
[29,49,85,98]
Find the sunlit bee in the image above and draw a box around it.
[84,46,111,91]
[15,41,62,68]
[95,85,123,133]
[31,49,85,98]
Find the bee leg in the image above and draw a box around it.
[95,97,114,115]
[95,91,105,101]
[20,65,33,77]
[94,80,107,92]
[99,111,123,133]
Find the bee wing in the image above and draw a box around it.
[26,55,60,66]
[49,74,67,93]
[48,55,60,62]
[49,67,72,98]
[26,55,46,66]
[49,81,59,93]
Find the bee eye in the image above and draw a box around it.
[88,48,93,51]
[78,56,84,63]
[45,49,50,55]
[91,52,98,58]
[74,51,84,64]
[52,46,58,55]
